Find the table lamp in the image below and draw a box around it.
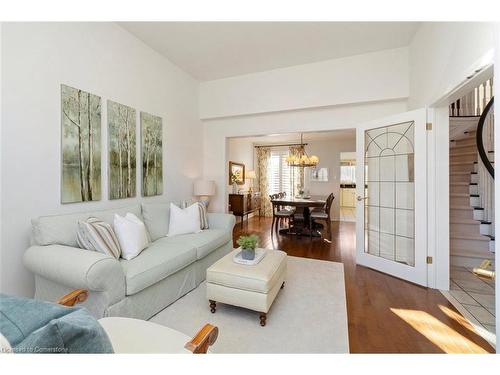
[246,170,256,193]
[194,180,216,207]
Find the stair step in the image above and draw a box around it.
[450,218,480,224]
[450,161,475,165]
[450,233,490,241]
[451,251,494,259]
[450,143,476,149]
[450,205,472,210]
[453,138,476,146]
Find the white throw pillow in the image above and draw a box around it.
[167,203,201,237]
[114,213,150,260]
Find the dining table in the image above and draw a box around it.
[271,195,328,237]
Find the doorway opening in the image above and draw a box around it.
[226,129,356,239]
[446,74,496,347]
[339,153,356,222]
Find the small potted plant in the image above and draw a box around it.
[236,234,259,260]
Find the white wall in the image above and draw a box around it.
[494,22,499,353]
[200,47,409,119]
[204,99,408,213]
[304,138,356,220]
[408,22,496,108]
[1,23,202,297]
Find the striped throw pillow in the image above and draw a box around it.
[180,200,209,230]
[197,201,209,230]
[77,217,121,259]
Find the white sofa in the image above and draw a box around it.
[23,202,235,320]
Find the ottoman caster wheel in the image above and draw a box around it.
[209,300,216,313]
[259,313,267,327]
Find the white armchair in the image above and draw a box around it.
[59,289,218,354]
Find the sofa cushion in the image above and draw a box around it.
[32,205,143,247]
[163,229,231,260]
[141,202,170,241]
[120,238,197,295]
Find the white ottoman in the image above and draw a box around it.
[206,249,287,326]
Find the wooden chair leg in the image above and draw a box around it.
[271,217,276,235]
[309,218,313,240]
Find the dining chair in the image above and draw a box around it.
[309,193,335,241]
[269,193,294,235]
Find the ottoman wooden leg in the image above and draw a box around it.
[281,281,285,289]
[259,313,267,327]
[209,300,216,313]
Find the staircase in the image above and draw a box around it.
[449,82,495,267]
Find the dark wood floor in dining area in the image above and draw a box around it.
[233,216,494,353]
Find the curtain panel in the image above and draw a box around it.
[256,147,273,217]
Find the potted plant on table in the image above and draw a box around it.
[236,234,259,260]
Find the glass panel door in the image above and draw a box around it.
[356,109,427,286]
[365,121,415,266]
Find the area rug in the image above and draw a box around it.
[150,256,349,353]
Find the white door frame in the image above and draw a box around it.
[426,106,450,290]
[428,64,495,290]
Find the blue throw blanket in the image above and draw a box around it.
[0,294,113,353]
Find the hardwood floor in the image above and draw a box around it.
[233,216,495,353]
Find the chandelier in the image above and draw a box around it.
[286,133,319,167]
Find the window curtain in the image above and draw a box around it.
[289,145,305,195]
[256,147,273,217]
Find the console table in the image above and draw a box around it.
[229,192,261,228]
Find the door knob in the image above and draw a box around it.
[356,196,368,201]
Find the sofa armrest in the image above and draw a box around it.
[207,213,236,232]
[24,245,125,301]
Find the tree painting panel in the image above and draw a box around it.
[61,85,102,203]
[108,100,137,199]
[140,112,163,197]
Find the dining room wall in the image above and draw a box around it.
[303,137,356,220]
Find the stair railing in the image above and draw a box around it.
[450,78,493,117]
[476,96,495,240]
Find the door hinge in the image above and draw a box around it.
[426,122,432,131]
[426,256,433,264]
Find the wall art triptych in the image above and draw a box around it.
[61,84,163,203]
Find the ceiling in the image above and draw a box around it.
[119,22,420,81]
[232,129,356,145]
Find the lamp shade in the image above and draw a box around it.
[246,170,256,179]
[193,180,216,196]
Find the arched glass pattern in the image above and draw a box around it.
[364,121,415,266]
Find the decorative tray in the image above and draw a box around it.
[233,248,266,266]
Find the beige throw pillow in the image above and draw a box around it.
[77,217,122,259]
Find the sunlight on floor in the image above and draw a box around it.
[439,304,496,349]
[390,308,489,353]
